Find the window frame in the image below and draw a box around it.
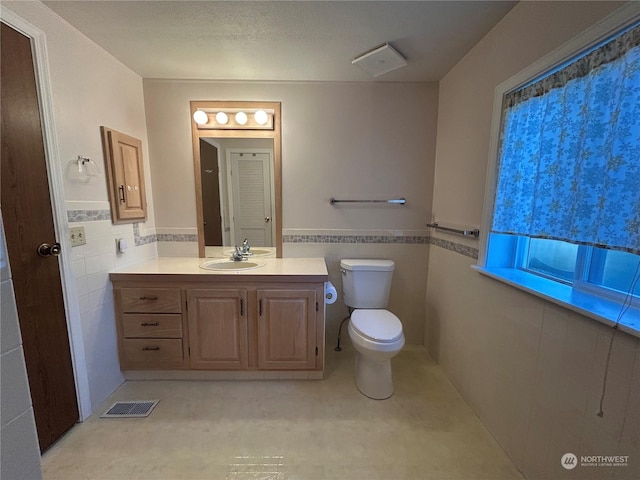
[516,236,640,305]
[476,3,640,338]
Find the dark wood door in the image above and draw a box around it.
[1,23,79,452]
[200,140,223,245]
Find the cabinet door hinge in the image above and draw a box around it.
[315,346,318,356]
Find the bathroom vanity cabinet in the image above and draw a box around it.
[110,258,328,377]
[187,287,319,370]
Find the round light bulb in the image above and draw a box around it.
[254,110,268,125]
[193,110,208,125]
[235,112,248,125]
[215,112,228,125]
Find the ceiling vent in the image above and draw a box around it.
[352,43,407,78]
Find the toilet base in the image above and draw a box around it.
[354,353,394,400]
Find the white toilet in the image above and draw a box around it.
[341,259,405,399]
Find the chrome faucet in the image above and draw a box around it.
[231,246,244,261]
[241,238,251,255]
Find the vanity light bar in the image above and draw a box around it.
[193,108,275,130]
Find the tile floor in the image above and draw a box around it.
[42,346,523,480]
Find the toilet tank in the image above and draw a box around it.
[340,259,394,308]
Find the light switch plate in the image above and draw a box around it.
[70,226,86,247]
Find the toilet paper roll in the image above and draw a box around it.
[324,281,338,304]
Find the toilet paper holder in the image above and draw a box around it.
[324,281,338,304]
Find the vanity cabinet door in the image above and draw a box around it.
[256,289,317,370]
[187,289,248,370]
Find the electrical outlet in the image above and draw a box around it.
[70,226,86,247]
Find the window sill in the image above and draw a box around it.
[472,266,640,339]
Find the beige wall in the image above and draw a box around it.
[4,1,158,413]
[143,80,437,231]
[144,80,439,344]
[427,1,638,479]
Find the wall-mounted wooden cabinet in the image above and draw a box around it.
[101,126,147,223]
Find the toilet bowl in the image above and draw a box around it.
[340,258,404,400]
[348,309,405,399]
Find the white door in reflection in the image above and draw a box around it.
[228,150,274,247]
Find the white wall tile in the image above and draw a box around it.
[427,245,639,478]
[593,330,638,381]
[71,257,86,279]
[65,200,110,211]
[0,210,11,282]
[1,281,22,354]
[285,242,428,344]
[0,348,32,428]
[0,409,42,480]
[0,211,42,478]
[85,271,110,294]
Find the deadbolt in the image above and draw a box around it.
[37,242,62,257]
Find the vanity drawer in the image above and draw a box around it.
[122,314,182,338]
[119,288,182,313]
[122,338,184,368]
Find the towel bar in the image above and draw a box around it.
[427,222,479,238]
[330,197,405,205]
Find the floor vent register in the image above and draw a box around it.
[100,400,159,418]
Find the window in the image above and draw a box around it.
[523,238,578,284]
[480,12,640,334]
[517,237,639,302]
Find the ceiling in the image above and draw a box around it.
[42,1,517,82]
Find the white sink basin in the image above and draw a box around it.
[222,248,274,257]
[200,259,266,271]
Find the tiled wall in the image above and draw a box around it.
[156,227,198,257]
[157,227,480,346]
[66,201,157,411]
[0,211,43,480]
[426,240,640,480]
[283,229,431,345]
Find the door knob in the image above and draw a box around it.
[265,217,271,223]
[37,242,61,257]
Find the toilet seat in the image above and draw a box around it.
[350,309,403,343]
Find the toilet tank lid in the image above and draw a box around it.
[340,259,394,271]
[351,309,403,342]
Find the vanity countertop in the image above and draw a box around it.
[109,257,328,283]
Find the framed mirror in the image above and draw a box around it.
[190,101,282,258]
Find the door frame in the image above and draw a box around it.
[225,148,275,247]
[1,8,92,421]
[200,138,227,245]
